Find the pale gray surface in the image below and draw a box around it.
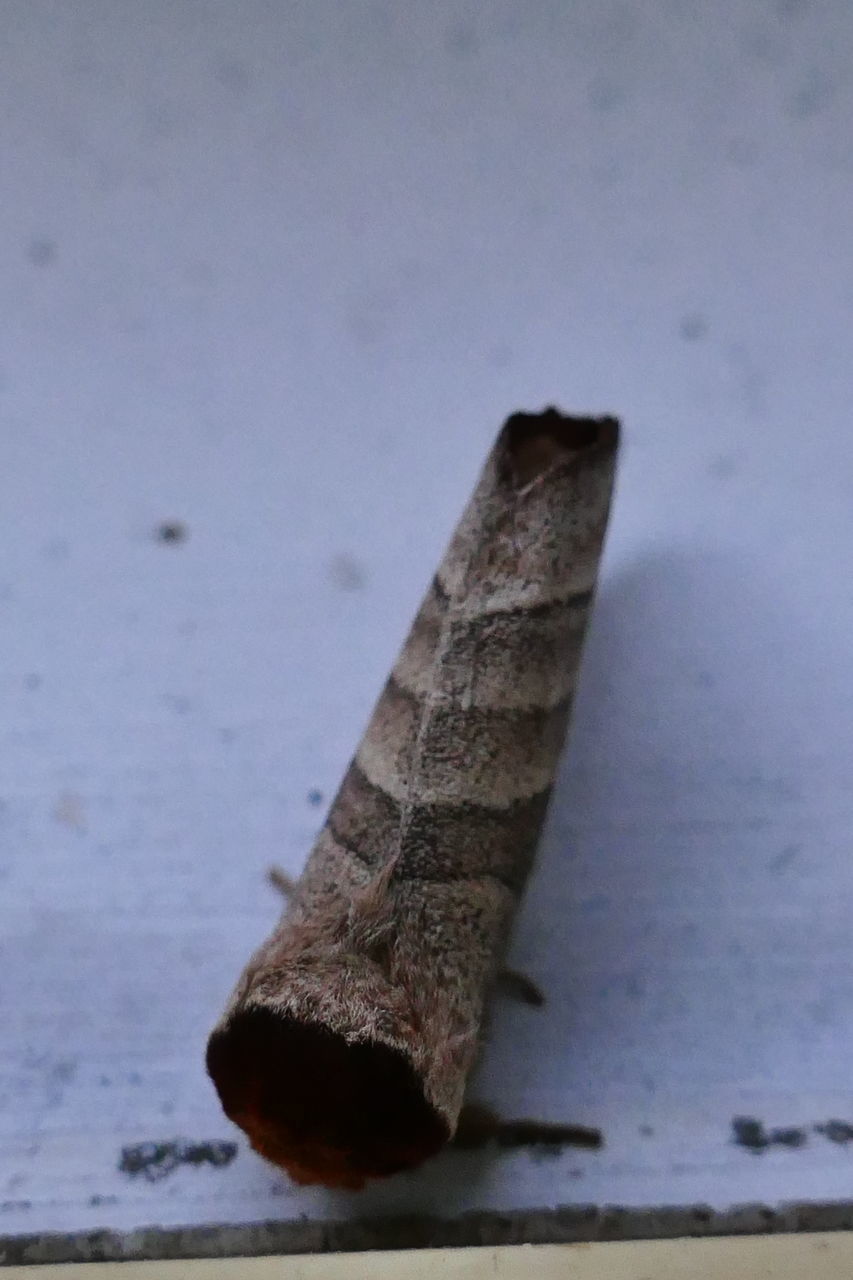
[3,0,853,1252]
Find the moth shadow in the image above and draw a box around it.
[318,546,825,1217]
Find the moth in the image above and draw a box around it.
[207,407,619,1188]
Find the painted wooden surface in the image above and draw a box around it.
[7,1236,853,1280]
[3,0,853,1257]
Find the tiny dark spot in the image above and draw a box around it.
[143,100,184,142]
[487,342,513,370]
[708,455,737,480]
[99,1076,111,1087]
[733,1116,807,1152]
[786,72,834,121]
[529,1143,564,1161]
[444,21,479,56]
[679,313,708,341]
[89,1194,117,1207]
[732,1116,769,1152]
[726,137,758,168]
[741,28,779,63]
[43,537,70,561]
[50,1059,77,1085]
[771,1126,807,1149]
[816,1120,853,1145]
[346,294,390,345]
[119,1142,179,1181]
[214,57,251,92]
[24,673,41,691]
[307,788,324,807]
[639,1125,654,1137]
[54,792,86,831]
[163,694,192,715]
[328,552,367,591]
[119,1139,238,1182]
[156,521,188,545]
[184,260,214,287]
[580,893,610,914]
[128,1072,142,1086]
[27,237,56,267]
[769,843,800,874]
[0,1200,31,1213]
[121,316,148,336]
[588,78,625,112]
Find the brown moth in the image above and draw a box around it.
[206,407,620,1189]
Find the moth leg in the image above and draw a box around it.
[452,1102,501,1148]
[496,968,545,1007]
[267,866,297,898]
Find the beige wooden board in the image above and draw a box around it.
[4,1234,853,1279]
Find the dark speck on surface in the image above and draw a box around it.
[816,1121,853,1145]
[786,71,834,120]
[24,673,42,691]
[732,1117,808,1152]
[43,537,70,561]
[772,1126,808,1149]
[27,237,57,266]
[769,843,800,873]
[708,455,737,481]
[444,21,479,56]
[588,78,625,112]
[157,521,188,545]
[328,552,367,591]
[732,1116,769,1152]
[119,1139,238,1182]
[726,137,758,167]
[214,56,250,92]
[639,1125,654,1137]
[679,313,708,341]
[488,342,513,369]
[163,694,192,715]
[307,788,324,807]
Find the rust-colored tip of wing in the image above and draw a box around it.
[500,407,620,486]
[206,1008,449,1189]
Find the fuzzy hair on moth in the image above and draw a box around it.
[207,407,619,1188]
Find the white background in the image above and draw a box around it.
[3,0,853,1246]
